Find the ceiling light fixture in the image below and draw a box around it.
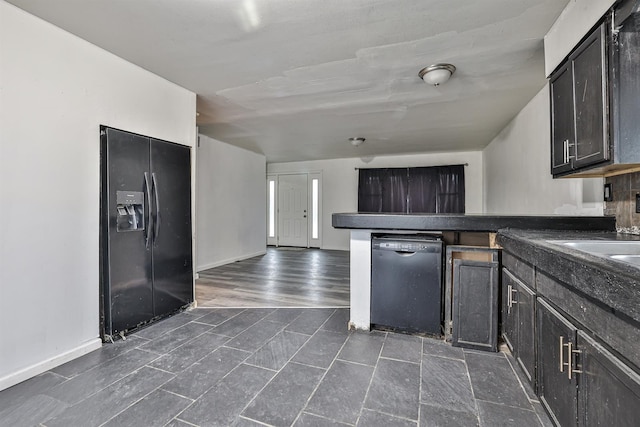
[349,137,365,147]
[418,63,456,86]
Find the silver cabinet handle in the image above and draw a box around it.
[506,284,517,313]
[567,141,575,161]
[559,337,581,379]
[568,343,582,379]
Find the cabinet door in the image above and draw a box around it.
[452,259,499,351]
[550,64,575,175]
[501,269,517,352]
[572,23,609,168]
[537,298,578,427]
[516,280,536,390]
[578,330,640,426]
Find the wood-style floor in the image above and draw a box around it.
[195,247,350,308]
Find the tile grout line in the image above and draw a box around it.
[235,309,337,425]
[354,330,389,426]
[96,374,177,427]
[462,348,483,427]
[169,417,199,427]
[292,309,357,426]
[419,337,424,426]
[474,398,539,412]
[179,308,325,426]
[501,353,548,427]
[237,415,274,426]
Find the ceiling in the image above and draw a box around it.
[8,0,569,163]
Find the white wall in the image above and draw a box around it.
[483,85,603,215]
[196,134,266,271]
[0,2,196,390]
[268,151,483,251]
[544,0,616,76]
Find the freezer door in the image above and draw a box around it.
[150,139,193,317]
[101,127,153,336]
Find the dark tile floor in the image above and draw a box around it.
[0,308,552,427]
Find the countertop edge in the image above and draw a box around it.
[332,213,616,232]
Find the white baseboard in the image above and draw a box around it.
[0,338,102,391]
[196,250,267,272]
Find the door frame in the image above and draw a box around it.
[267,171,322,248]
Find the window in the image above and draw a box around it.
[357,165,465,213]
[268,179,275,238]
[312,178,319,239]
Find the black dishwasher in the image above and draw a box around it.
[371,235,443,335]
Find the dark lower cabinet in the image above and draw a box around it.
[578,330,640,426]
[501,269,517,351]
[502,231,640,426]
[451,258,499,351]
[516,279,536,386]
[537,298,578,427]
[502,268,536,390]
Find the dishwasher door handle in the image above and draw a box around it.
[395,251,417,256]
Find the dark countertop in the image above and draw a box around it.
[332,213,616,232]
[497,229,640,325]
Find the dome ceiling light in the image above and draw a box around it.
[349,137,366,147]
[418,63,456,86]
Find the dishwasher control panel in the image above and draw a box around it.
[372,235,442,252]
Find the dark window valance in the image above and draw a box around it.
[358,165,465,213]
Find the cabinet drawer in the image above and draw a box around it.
[502,251,534,287]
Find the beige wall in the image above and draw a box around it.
[0,2,196,390]
[545,0,617,76]
[196,134,267,271]
[482,85,603,215]
[269,151,483,251]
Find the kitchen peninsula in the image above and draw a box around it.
[332,213,616,331]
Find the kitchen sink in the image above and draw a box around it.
[548,240,640,256]
[547,240,640,267]
[610,254,640,266]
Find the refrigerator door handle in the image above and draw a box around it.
[152,172,161,244]
[144,172,152,249]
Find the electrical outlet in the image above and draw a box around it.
[604,184,613,202]
[636,193,640,214]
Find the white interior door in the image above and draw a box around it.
[278,174,308,247]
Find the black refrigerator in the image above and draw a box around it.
[99,126,193,340]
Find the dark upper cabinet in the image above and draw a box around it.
[572,24,609,169]
[610,3,640,169]
[550,64,577,175]
[550,3,640,178]
[537,298,578,427]
[550,22,609,177]
[577,330,640,426]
